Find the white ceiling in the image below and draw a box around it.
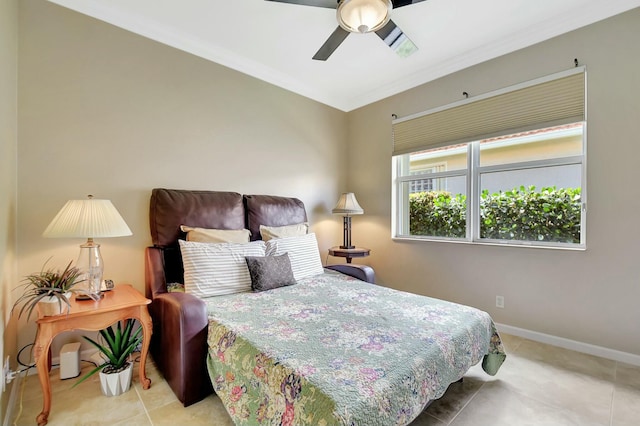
[48,0,640,112]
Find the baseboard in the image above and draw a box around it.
[2,369,24,426]
[496,323,640,366]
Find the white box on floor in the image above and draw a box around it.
[59,342,81,379]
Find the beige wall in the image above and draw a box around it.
[16,0,348,351]
[348,8,640,355]
[1,0,19,416]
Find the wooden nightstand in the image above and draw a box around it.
[34,284,152,426]
[328,246,370,264]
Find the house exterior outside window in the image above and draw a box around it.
[409,163,446,193]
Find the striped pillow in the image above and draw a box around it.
[265,233,324,281]
[179,239,266,297]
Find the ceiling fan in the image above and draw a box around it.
[266,0,426,61]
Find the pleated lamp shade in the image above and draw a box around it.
[43,197,132,239]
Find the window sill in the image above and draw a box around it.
[392,236,586,251]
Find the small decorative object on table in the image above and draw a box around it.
[74,318,143,396]
[12,260,84,320]
[101,279,115,291]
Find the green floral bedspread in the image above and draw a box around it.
[205,271,506,425]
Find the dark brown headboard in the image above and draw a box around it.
[150,189,245,248]
[146,188,308,298]
[244,195,307,241]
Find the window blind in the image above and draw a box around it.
[392,67,585,156]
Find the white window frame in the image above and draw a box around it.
[392,124,586,249]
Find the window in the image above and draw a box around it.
[392,68,586,248]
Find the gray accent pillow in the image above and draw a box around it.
[245,253,296,292]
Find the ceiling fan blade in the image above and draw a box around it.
[391,0,428,8]
[265,0,337,9]
[375,19,418,58]
[313,26,350,61]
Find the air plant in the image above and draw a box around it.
[12,260,84,321]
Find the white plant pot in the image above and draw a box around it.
[37,293,71,316]
[99,362,133,397]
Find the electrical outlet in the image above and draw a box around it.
[496,295,505,308]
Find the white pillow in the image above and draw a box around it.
[180,225,251,244]
[265,233,324,281]
[259,223,308,241]
[179,239,266,297]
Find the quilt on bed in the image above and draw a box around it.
[205,271,506,425]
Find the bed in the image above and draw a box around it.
[145,188,505,424]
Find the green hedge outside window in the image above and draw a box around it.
[409,186,581,243]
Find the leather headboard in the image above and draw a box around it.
[150,188,245,248]
[244,195,307,241]
[147,189,308,291]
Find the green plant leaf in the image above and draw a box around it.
[83,335,118,365]
[409,187,581,243]
[71,363,106,388]
[75,319,143,387]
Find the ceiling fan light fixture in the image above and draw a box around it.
[337,0,392,34]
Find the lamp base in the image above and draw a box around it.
[341,216,356,250]
[75,292,105,301]
[76,240,104,300]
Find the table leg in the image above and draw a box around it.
[138,308,153,390]
[34,327,53,426]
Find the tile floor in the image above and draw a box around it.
[10,334,640,425]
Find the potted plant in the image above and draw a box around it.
[74,319,143,396]
[12,260,83,320]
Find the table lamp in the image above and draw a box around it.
[42,195,132,300]
[332,192,364,249]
